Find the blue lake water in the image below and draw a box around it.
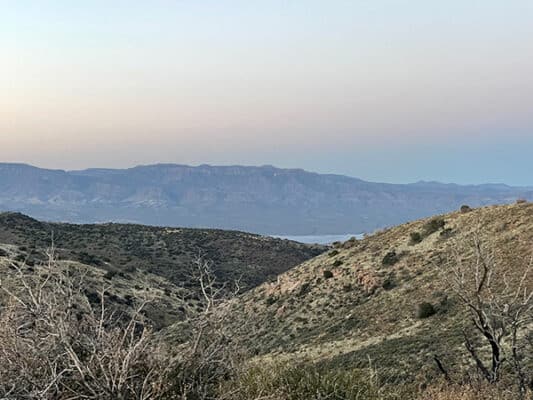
[272,233,364,245]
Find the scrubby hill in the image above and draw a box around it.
[0,244,187,329]
[0,212,325,328]
[1,204,531,398]
[225,202,533,380]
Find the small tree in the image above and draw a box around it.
[444,235,533,396]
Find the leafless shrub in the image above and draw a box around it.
[166,256,243,400]
[0,248,171,399]
[441,234,533,396]
[0,248,243,399]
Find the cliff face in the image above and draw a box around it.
[1,163,532,234]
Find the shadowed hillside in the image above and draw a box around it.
[0,212,325,328]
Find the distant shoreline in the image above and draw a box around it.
[271,233,364,245]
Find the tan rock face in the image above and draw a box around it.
[355,269,380,293]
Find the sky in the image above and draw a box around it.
[1,0,532,185]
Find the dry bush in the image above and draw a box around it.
[164,257,244,400]
[0,251,241,399]
[439,234,533,396]
[0,250,171,399]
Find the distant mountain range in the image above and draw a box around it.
[0,163,531,234]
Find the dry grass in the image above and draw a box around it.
[224,203,533,380]
[418,384,523,400]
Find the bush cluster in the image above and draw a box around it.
[224,363,408,400]
[409,232,423,244]
[382,250,400,266]
[423,218,446,236]
[460,205,472,213]
[416,302,436,319]
[328,250,339,257]
[323,270,334,279]
[410,218,447,245]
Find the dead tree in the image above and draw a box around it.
[168,255,243,400]
[445,234,533,395]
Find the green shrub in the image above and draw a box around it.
[382,277,396,290]
[328,250,339,257]
[409,232,422,244]
[84,290,101,304]
[298,282,311,297]
[422,218,445,235]
[382,250,400,266]
[332,259,343,267]
[439,228,454,239]
[265,296,277,306]
[416,302,436,319]
[460,204,472,213]
[14,253,27,262]
[323,270,334,279]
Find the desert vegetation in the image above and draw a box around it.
[0,249,170,399]
[0,204,532,399]
[436,234,533,396]
[0,249,245,399]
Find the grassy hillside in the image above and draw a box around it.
[0,205,530,398]
[0,212,325,328]
[0,244,189,329]
[224,203,533,381]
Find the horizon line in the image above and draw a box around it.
[1,161,530,189]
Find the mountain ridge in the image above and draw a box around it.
[1,162,532,234]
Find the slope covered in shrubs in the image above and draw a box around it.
[224,203,533,384]
[0,204,531,399]
[0,212,325,327]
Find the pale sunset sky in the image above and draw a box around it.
[1,1,532,184]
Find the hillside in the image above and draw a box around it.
[222,202,533,380]
[1,163,532,234]
[1,204,531,398]
[0,212,324,328]
[0,244,188,329]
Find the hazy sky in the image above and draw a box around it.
[2,1,532,185]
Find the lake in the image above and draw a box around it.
[272,233,364,245]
